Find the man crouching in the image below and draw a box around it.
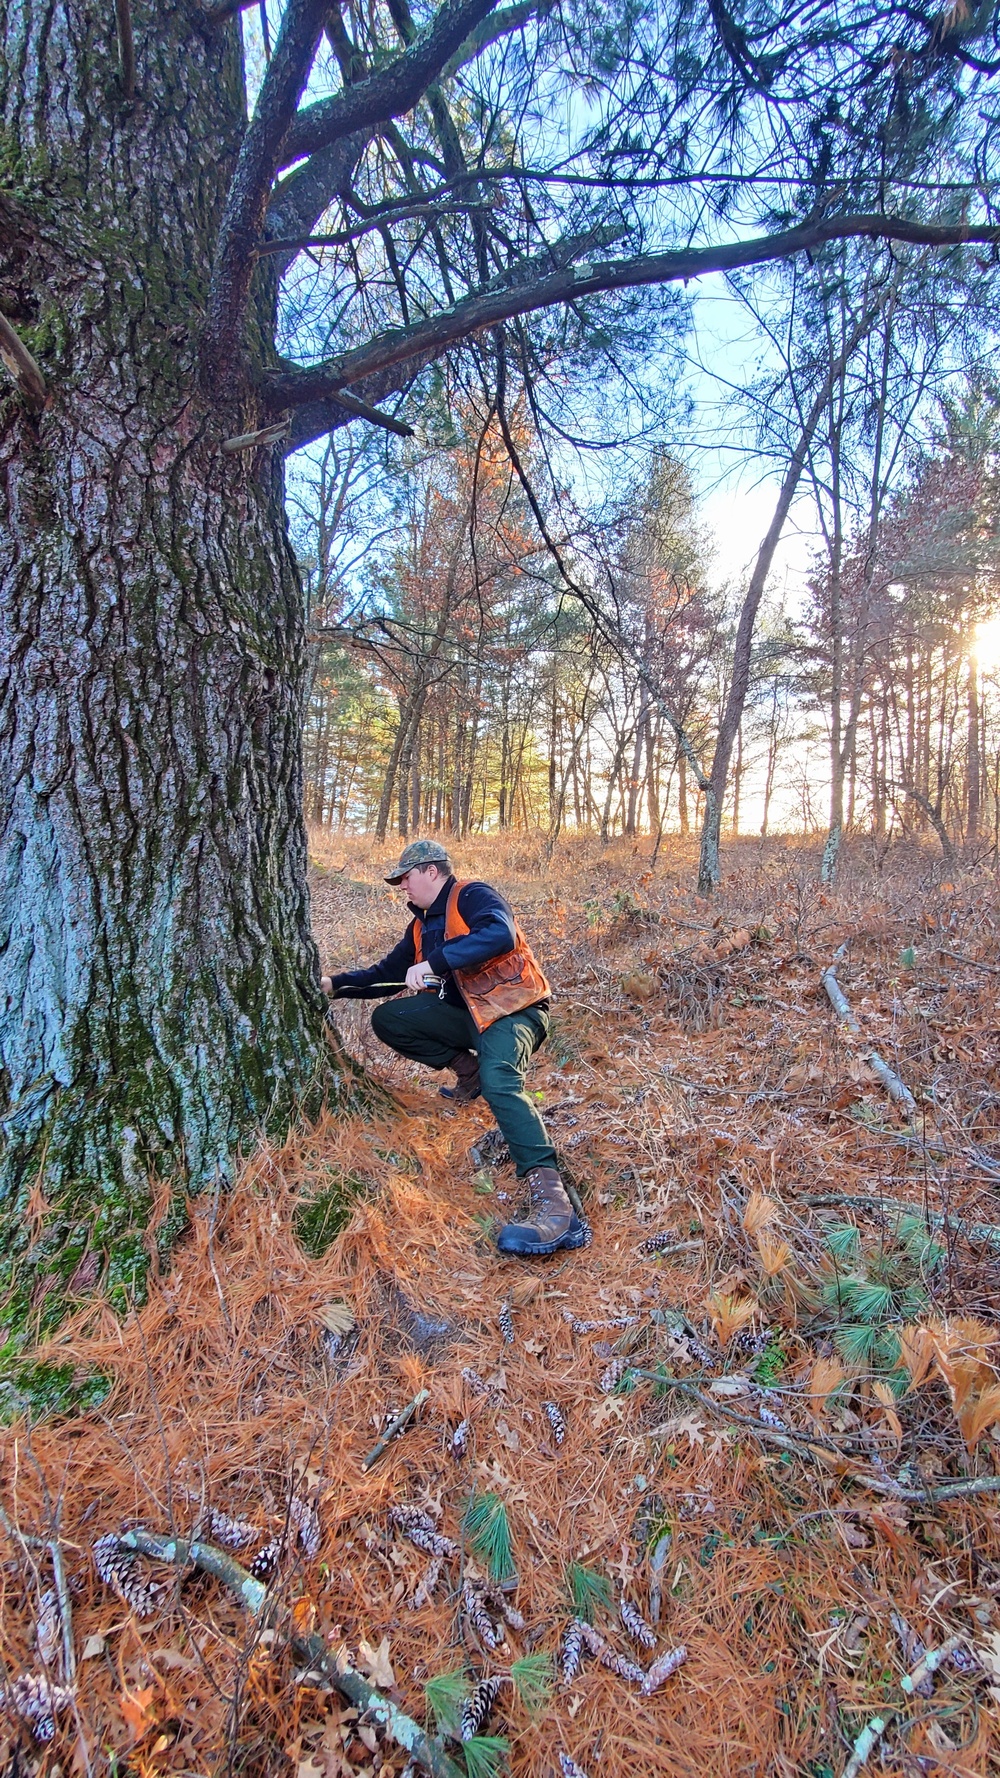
[321,839,585,1258]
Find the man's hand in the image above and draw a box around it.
[405,961,435,992]
[321,975,333,995]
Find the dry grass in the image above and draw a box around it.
[5,831,1000,1777]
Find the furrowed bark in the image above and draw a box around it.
[204,0,332,371]
[0,0,346,1355]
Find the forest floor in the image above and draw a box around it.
[5,832,1000,1777]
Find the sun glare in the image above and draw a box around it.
[974,616,1000,674]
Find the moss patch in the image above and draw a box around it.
[293,1169,371,1258]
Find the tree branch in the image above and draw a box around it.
[115,0,136,98]
[203,0,259,21]
[278,0,502,166]
[203,0,332,370]
[259,213,1000,406]
[264,132,372,278]
[438,0,552,78]
[318,388,415,434]
[108,1531,464,1778]
[257,198,484,254]
[0,313,46,411]
[282,358,433,451]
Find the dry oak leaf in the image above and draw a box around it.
[119,1685,158,1743]
[659,1413,706,1448]
[591,1397,627,1430]
[622,971,658,1002]
[357,1636,394,1690]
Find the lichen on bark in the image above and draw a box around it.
[0,0,355,1367]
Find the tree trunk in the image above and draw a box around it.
[0,0,341,1339]
[968,653,981,844]
[697,304,881,896]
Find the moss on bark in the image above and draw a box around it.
[0,0,372,1375]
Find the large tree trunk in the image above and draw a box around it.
[0,0,335,1335]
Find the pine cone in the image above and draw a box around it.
[641,1644,688,1693]
[462,1580,503,1649]
[757,1407,788,1431]
[450,1418,471,1459]
[34,1589,61,1669]
[410,1556,443,1609]
[578,1621,644,1684]
[92,1534,161,1617]
[461,1675,504,1740]
[1,1674,75,1744]
[249,1537,282,1581]
[477,1580,525,1630]
[563,1311,638,1334]
[289,1495,322,1559]
[599,1357,627,1393]
[459,1358,498,1401]
[391,1504,435,1532]
[559,1757,590,1778]
[596,1643,646,1685]
[498,1300,515,1345]
[200,1506,261,1549]
[391,1505,457,1559]
[543,1401,566,1445]
[560,1618,585,1684]
[638,1231,679,1255]
[620,1600,657,1648]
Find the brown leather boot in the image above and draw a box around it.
[496,1166,587,1257]
[438,1049,481,1104]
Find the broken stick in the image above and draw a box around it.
[822,946,917,1118]
[362,1388,429,1471]
[106,1530,463,1778]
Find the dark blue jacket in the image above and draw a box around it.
[328,877,545,1011]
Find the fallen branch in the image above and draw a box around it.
[822,947,917,1118]
[801,1192,1000,1250]
[48,1537,76,1685]
[843,1635,965,1778]
[107,1531,462,1778]
[0,313,47,410]
[936,947,1000,975]
[361,1388,429,1471]
[116,1528,268,1615]
[628,1369,1000,1505]
[0,1507,75,1683]
[293,1634,465,1778]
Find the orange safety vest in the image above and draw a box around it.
[412,880,551,1032]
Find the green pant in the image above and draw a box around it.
[370,995,555,1176]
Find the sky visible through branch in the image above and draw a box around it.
[251,0,1000,837]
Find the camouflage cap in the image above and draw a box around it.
[383,838,454,883]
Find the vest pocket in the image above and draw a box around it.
[468,953,525,990]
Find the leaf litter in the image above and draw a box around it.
[4,835,1000,1773]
